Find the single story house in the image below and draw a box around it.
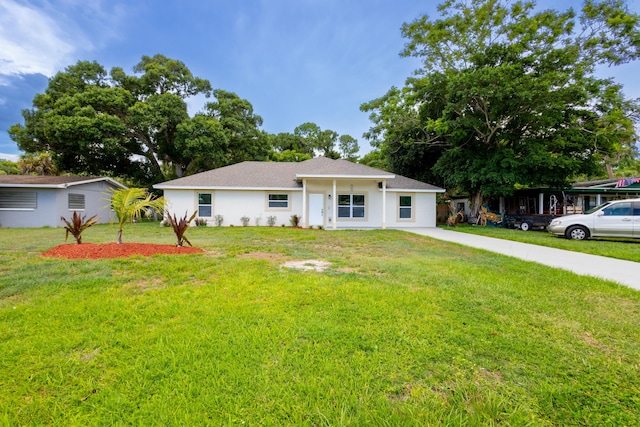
[0,176,126,228]
[154,157,445,229]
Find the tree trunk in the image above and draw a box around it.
[605,158,615,179]
[174,162,184,178]
[117,228,123,244]
[469,191,484,221]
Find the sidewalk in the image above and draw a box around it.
[403,227,640,291]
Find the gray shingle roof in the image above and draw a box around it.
[0,175,125,188]
[155,157,444,192]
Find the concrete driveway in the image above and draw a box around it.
[403,227,640,291]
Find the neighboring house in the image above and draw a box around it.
[451,177,640,219]
[0,176,126,228]
[154,157,445,229]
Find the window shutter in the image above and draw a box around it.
[68,193,85,210]
[0,191,37,209]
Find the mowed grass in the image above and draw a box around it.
[1,224,639,426]
[445,223,640,262]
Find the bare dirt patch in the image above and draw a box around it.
[282,260,332,272]
[41,243,205,259]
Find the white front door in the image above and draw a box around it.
[308,193,324,227]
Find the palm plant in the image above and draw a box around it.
[60,212,100,244]
[107,188,165,244]
[166,211,198,247]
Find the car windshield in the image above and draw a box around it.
[585,202,611,214]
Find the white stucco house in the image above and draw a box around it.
[154,157,445,229]
[0,176,126,228]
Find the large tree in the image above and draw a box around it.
[362,0,640,216]
[292,122,347,159]
[203,89,271,166]
[9,55,268,185]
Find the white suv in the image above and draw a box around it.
[547,198,640,240]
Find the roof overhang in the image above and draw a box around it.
[383,188,446,193]
[154,185,302,191]
[295,174,395,180]
[0,177,126,189]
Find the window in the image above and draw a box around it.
[338,194,365,218]
[198,193,212,217]
[68,193,85,210]
[0,191,37,210]
[268,193,289,209]
[399,195,413,219]
[603,202,632,216]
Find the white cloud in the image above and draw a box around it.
[0,0,78,76]
[0,152,20,162]
[0,0,127,77]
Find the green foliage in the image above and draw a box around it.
[0,160,19,175]
[214,215,224,226]
[358,149,389,170]
[165,211,198,246]
[204,89,270,165]
[267,215,277,227]
[362,0,640,215]
[107,187,165,243]
[60,211,100,244]
[17,152,57,176]
[338,134,360,161]
[10,55,270,186]
[290,122,345,159]
[240,216,250,226]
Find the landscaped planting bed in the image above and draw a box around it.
[41,242,205,259]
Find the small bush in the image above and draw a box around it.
[61,212,100,244]
[214,215,224,227]
[290,214,301,227]
[195,218,208,226]
[255,216,262,226]
[267,215,277,227]
[241,216,250,226]
[166,211,198,247]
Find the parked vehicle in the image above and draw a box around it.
[547,198,640,240]
[504,213,559,231]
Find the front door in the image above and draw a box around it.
[308,193,324,227]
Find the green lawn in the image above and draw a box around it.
[1,224,639,425]
[443,223,640,262]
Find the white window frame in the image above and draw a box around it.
[267,193,290,210]
[337,194,365,219]
[397,194,414,221]
[198,193,213,217]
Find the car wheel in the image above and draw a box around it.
[566,225,589,240]
[520,222,532,231]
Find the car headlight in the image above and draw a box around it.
[550,220,561,226]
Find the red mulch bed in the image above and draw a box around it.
[41,243,205,259]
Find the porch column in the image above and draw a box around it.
[302,179,307,228]
[382,180,387,229]
[332,179,337,230]
[538,193,544,215]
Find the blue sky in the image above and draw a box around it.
[1,0,639,162]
